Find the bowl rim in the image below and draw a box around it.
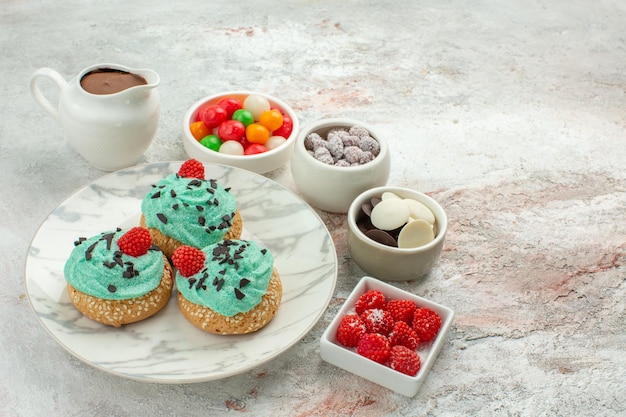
[348,186,447,253]
[294,117,389,173]
[182,90,299,161]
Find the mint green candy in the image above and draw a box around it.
[200,134,222,151]
[231,109,255,127]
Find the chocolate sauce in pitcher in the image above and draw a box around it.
[80,68,147,95]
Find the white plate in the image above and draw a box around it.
[25,162,337,383]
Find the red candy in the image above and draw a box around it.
[217,120,245,142]
[272,114,293,138]
[190,94,293,156]
[335,291,443,377]
[217,97,243,118]
[244,143,267,155]
[200,105,228,129]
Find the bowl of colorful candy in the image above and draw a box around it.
[290,118,391,213]
[183,91,299,174]
[347,186,447,281]
[320,276,454,397]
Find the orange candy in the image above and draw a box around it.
[259,109,284,131]
[245,123,270,144]
[189,121,212,141]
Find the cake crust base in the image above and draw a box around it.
[67,256,174,327]
[177,268,282,335]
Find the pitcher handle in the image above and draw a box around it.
[29,67,68,122]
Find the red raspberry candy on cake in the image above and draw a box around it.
[412,307,442,342]
[335,314,367,347]
[360,308,394,336]
[357,333,391,364]
[388,345,421,376]
[172,245,206,277]
[385,299,417,325]
[178,158,205,179]
[354,289,386,315]
[388,320,420,350]
[117,227,153,257]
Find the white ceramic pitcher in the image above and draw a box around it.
[30,63,160,171]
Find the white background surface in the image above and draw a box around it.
[2,0,625,415]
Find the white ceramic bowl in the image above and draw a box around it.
[320,276,454,397]
[290,118,391,213]
[182,91,299,174]
[347,186,447,281]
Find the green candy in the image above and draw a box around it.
[200,134,222,152]
[231,109,255,127]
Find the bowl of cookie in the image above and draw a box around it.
[290,118,391,213]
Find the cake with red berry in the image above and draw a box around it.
[172,239,282,334]
[64,227,173,327]
[140,159,243,258]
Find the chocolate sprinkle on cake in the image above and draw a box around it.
[157,213,168,224]
[102,232,115,250]
[197,276,207,290]
[234,288,246,300]
[85,241,98,261]
[113,251,124,267]
[107,284,117,293]
[151,191,161,199]
[188,278,197,289]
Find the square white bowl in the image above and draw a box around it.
[320,276,454,397]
